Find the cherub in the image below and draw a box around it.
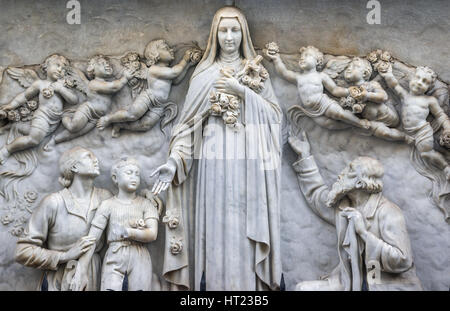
[70,157,159,291]
[379,65,450,179]
[46,55,134,147]
[264,44,371,130]
[0,54,78,164]
[343,57,413,143]
[97,39,201,137]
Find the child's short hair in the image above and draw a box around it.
[415,66,437,89]
[111,157,141,185]
[144,39,167,66]
[298,46,324,70]
[353,57,373,81]
[86,55,109,79]
[41,54,70,74]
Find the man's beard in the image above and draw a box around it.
[326,179,355,208]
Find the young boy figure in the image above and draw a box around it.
[50,55,134,146]
[97,39,197,137]
[343,57,413,143]
[72,157,159,291]
[264,45,371,130]
[379,65,450,180]
[0,54,78,164]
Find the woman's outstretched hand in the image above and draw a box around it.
[150,158,177,195]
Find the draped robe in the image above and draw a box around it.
[161,6,282,291]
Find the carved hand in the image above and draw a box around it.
[342,207,367,236]
[60,236,95,263]
[150,158,177,195]
[214,70,245,98]
[69,263,89,291]
[262,48,279,61]
[288,130,311,159]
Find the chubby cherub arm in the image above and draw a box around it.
[429,97,450,132]
[127,218,158,243]
[321,73,349,98]
[54,82,79,105]
[379,70,408,100]
[149,52,191,81]
[2,80,41,111]
[363,81,389,103]
[270,55,297,84]
[89,76,129,95]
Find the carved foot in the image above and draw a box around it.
[96,117,110,131]
[43,136,56,152]
[359,119,371,130]
[404,135,415,145]
[0,146,10,165]
[445,166,450,181]
[111,125,121,138]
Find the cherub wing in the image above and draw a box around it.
[128,62,148,99]
[322,56,352,87]
[6,67,40,88]
[65,67,90,95]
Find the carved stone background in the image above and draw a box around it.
[0,0,449,290]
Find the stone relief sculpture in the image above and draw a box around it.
[377,61,450,219]
[0,3,448,292]
[264,44,372,131]
[71,157,159,291]
[97,40,201,138]
[46,55,135,147]
[289,131,423,291]
[0,55,78,164]
[151,6,282,290]
[15,147,112,291]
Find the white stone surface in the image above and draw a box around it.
[0,0,449,290]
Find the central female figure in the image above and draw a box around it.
[152,6,282,290]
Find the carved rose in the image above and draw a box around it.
[219,95,230,106]
[26,100,38,111]
[210,103,222,115]
[375,61,391,73]
[380,51,392,62]
[367,50,379,63]
[10,227,24,237]
[42,87,54,99]
[63,77,75,88]
[19,107,31,117]
[349,86,365,101]
[209,91,220,103]
[265,42,280,54]
[129,218,146,229]
[1,214,13,225]
[340,96,355,109]
[189,49,203,64]
[24,191,38,203]
[259,68,269,80]
[440,131,450,149]
[241,75,251,85]
[162,210,180,229]
[352,103,365,114]
[170,237,183,255]
[7,110,20,122]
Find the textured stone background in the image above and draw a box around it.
[0,0,449,290]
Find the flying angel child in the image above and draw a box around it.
[46,55,135,147]
[264,43,372,130]
[96,39,202,137]
[0,54,78,164]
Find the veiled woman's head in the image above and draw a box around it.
[217,17,242,55]
[192,6,256,78]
